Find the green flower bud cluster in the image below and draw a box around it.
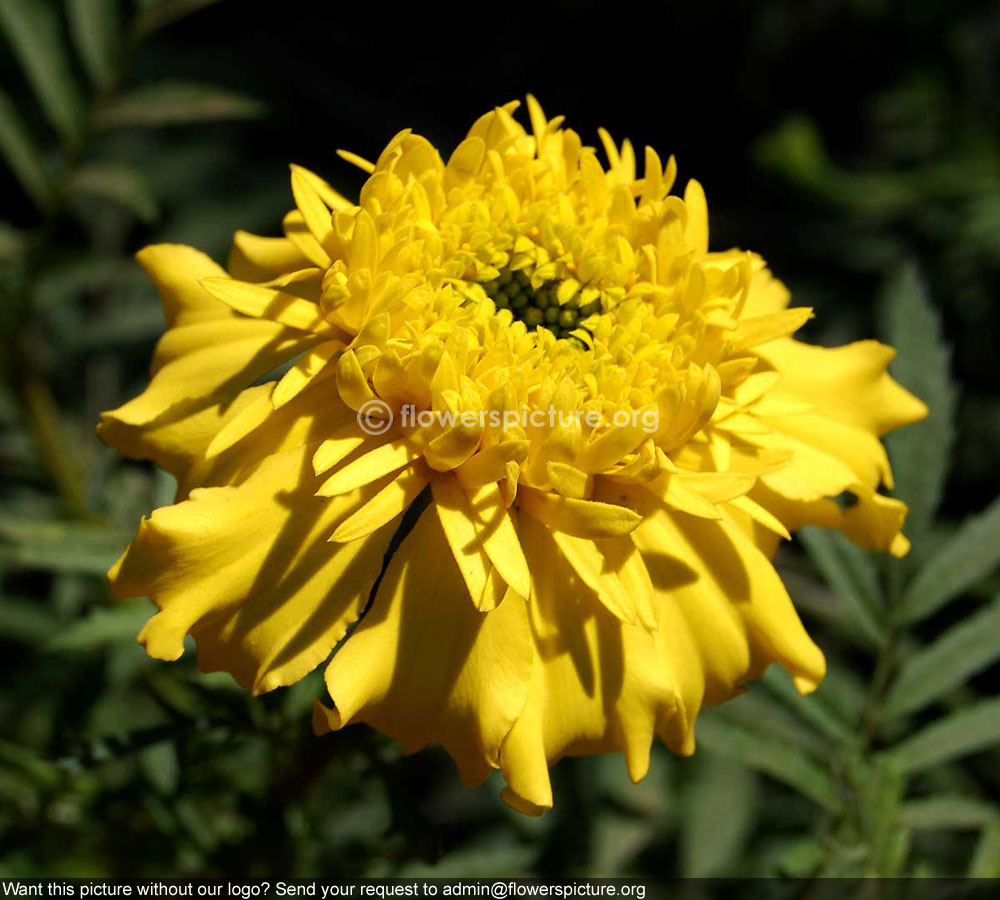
[481,269,602,342]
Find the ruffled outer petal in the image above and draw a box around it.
[731,262,926,553]
[497,497,824,816]
[497,514,680,815]
[97,244,320,486]
[110,441,395,695]
[315,509,534,787]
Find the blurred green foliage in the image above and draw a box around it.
[2,0,1000,879]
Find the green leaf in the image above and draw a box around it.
[968,819,1000,877]
[0,739,62,787]
[138,741,178,795]
[68,163,158,222]
[798,525,884,647]
[0,88,52,209]
[717,687,829,758]
[65,0,120,91]
[696,713,840,811]
[0,515,130,575]
[761,665,855,744]
[0,0,84,143]
[681,756,756,876]
[884,598,1000,720]
[901,796,1000,831]
[889,697,1000,773]
[45,604,149,652]
[880,263,956,548]
[132,0,224,38]
[0,595,60,643]
[901,493,1000,624]
[859,756,909,877]
[96,80,263,129]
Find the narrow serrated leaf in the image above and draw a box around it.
[0,88,52,209]
[798,526,884,647]
[884,598,1000,720]
[96,80,263,129]
[880,263,956,548]
[65,0,120,90]
[0,0,84,142]
[890,697,1000,773]
[696,713,840,811]
[902,494,1000,624]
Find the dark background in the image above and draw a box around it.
[2,0,1000,878]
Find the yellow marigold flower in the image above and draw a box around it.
[100,97,927,815]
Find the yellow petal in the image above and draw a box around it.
[634,508,826,741]
[466,480,532,601]
[200,277,334,335]
[518,488,642,539]
[111,443,393,695]
[732,308,814,349]
[312,424,372,475]
[759,339,928,436]
[431,475,497,610]
[576,424,647,473]
[498,515,679,814]
[290,165,335,249]
[98,245,314,479]
[283,209,331,268]
[552,531,657,629]
[727,494,792,540]
[842,486,911,557]
[335,349,376,409]
[683,179,708,254]
[272,340,344,409]
[545,461,591,499]
[317,440,419,497]
[204,384,277,459]
[316,509,533,787]
[329,463,428,543]
[227,230,311,283]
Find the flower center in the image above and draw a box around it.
[480,269,603,341]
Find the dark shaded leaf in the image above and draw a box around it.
[0,0,84,142]
[880,263,956,550]
[696,713,840,811]
[45,604,149,651]
[902,494,1000,623]
[681,756,756,876]
[798,526,884,647]
[762,665,855,744]
[0,89,52,209]
[68,163,159,222]
[0,515,130,575]
[968,820,1000,877]
[65,0,120,90]
[132,0,224,38]
[96,81,263,128]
